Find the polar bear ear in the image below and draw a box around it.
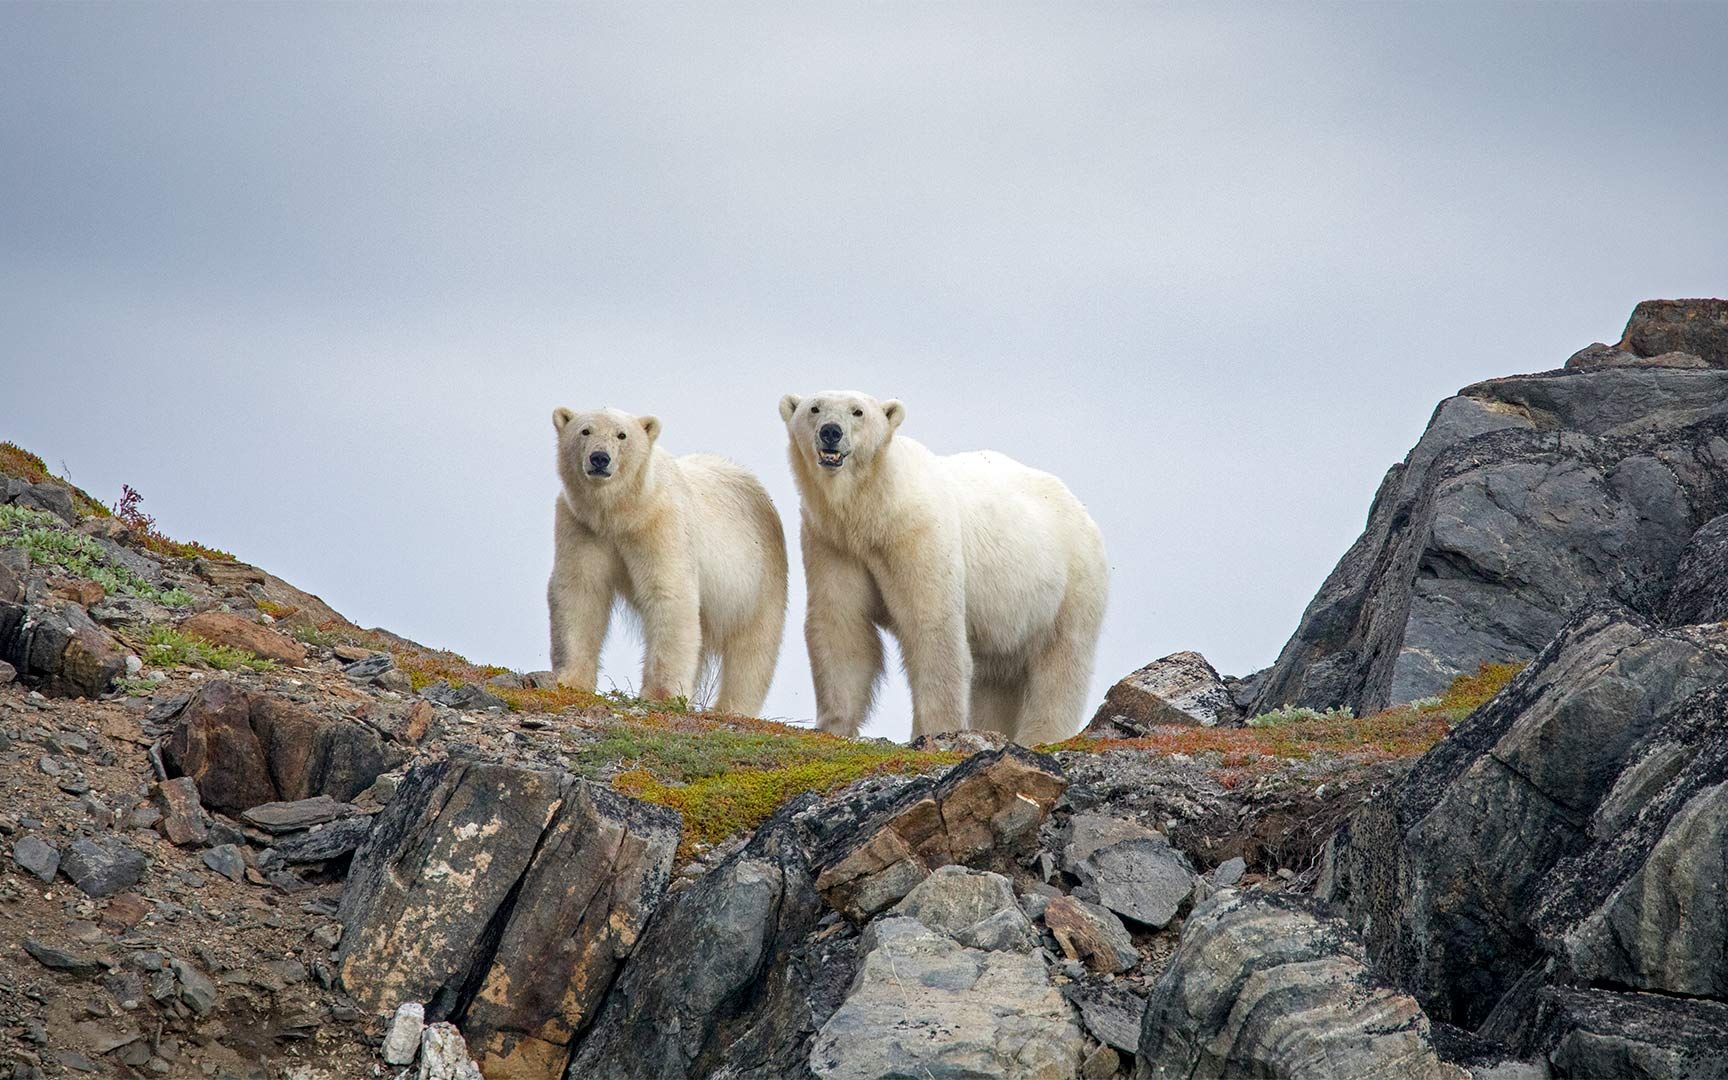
[639,415,662,443]
[882,399,906,432]
[778,394,802,422]
[552,407,575,432]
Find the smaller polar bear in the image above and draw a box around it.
[780,390,1107,744]
[548,407,787,714]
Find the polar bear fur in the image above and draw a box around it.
[780,390,1107,744]
[549,406,787,714]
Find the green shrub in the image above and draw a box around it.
[0,506,191,607]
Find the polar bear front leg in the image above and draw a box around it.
[548,508,613,690]
[624,545,702,705]
[803,533,883,737]
[878,551,971,740]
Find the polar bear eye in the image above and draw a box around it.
[617,432,627,440]
[580,428,591,436]
[852,409,863,417]
[809,405,819,414]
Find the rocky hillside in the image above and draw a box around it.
[3,298,1727,1080]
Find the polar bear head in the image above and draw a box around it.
[553,406,662,496]
[779,390,904,477]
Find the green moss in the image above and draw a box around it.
[612,735,963,859]
[0,505,191,607]
[143,625,275,673]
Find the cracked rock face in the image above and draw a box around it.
[162,679,401,815]
[1320,606,1728,1065]
[1249,321,1728,715]
[811,916,1083,1080]
[1136,891,1458,1080]
[336,760,679,1080]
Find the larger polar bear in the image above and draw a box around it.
[780,390,1107,744]
[549,406,787,714]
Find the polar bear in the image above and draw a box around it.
[549,406,787,714]
[779,390,1107,744]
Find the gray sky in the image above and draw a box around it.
[4,3,1725,740]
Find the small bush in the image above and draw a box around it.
[143,626,275,673]
[1247,705,1356,728]
[0,506,191,607]
[112,484,235,562]
[1440,661,1528,713]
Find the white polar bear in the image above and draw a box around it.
[548,406,787,714]
[780,390,1107,744]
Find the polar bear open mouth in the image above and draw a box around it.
[817,449,847,469]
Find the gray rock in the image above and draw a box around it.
[417,682,507,711]
[342,653,395,682]
[1136,891,1456,1080]
[1530,985,1728,1080]
[0,658,14,684]
[200,843,245,882]
[1208,856,1246,887]
[12,481,77,524]
[259,814,374,866]
[418,1022,484,1080]
[61,837,147,897]
[1249,311,1728,715]
[24,938,104,977]
[1062,980,1144,1053]
[1321,606,1728,1063]
[169,957,217,1015]
[890,865,1037,952]
[241,795,355,833]
[383,1001,425,1065]
[810,916,1083,1080]
[0,598,127,699]
[1087,650,1243,735]
[1061,812,1163,873]
[11,834,60,881]
[1661,513,1728,624]
[1076,837,1195,929]
[1081,1045,1120,1080]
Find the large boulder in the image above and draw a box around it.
[1087,651,1243,735]
[1320,606,1728,1069]
[161,680,401,815]
[1617,298,1728,368]
[0,568,127,698]
[177,610,308,665]
[1135,891,1458,1080]
[810,916,1083,1080]
[337,760,679,1080]
[1250,310,1728,715]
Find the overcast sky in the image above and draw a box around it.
[3,3,1725,740]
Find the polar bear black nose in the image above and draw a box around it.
[589,450,611,471]
[819,423,843,446]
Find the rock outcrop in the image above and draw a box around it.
[1250,300,1728,715]
[1319,605,1728,1064]
[336,760,679,1080]
[1136,891,1457,1080]
[1087,651,1243,734]
[161,679,400,815]
[572,747,1068,1079]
